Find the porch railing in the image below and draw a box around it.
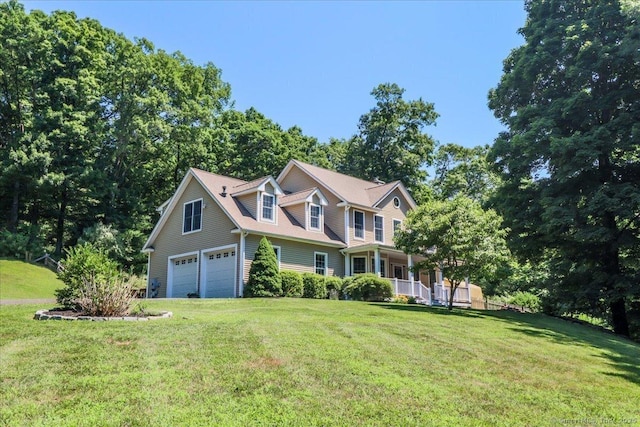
[388,278,431,305]
[433,283,471,305]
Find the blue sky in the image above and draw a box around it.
[24,1,526,149]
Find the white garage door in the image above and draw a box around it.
[203,249,236,298]
[171,255,198,297]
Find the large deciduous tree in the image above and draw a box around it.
[394,196,510,310]
[488,0,640,336]
[343,83,438,201]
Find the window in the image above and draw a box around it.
[309,204,322,230]
[262,193,274,221]
[371,257,386,277]
[272,246,281,269]
[374,215,384,242]
[315,252,328,276]
[354,210,364,239]
[352,257,366,274]
[183,199,202,233]
[392,197,401,209]
[393,219,402,232]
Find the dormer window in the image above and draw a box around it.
[183,199,202,234]
[261,193,275,222]
[309,204,322,231]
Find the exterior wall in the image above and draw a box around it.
[148,177,239,297]
[242,234,343,284]
[285,203,306,229]
[377,188,411,244]
[236,193,258,219]
[279,167,345,241]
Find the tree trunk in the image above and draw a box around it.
[8,180,20,232]
[54,185,68,257]
[610,297,630,337]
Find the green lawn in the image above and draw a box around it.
[0,259,63,300]
[0,299,638,426]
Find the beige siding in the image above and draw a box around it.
[243,235,343,283]
[236,193,258,219]
[148,177,239,297]
[279,166,345,241]
[377,188,411,244]
[285,203,306,228]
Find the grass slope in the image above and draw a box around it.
[0,259,63,300]
[0,299,638,426]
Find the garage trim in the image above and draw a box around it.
[200,244,238,298]
[167,250,200,298]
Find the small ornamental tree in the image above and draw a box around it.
[395,195,510,310]
[244,237,282,297]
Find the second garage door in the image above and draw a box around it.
[203,248,236,298]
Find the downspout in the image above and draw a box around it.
[239,231,248,297]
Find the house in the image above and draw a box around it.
[142,159,478,306]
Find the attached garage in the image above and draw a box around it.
[168,254,199,297]
[201,246,237,298]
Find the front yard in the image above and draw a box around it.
[1,298,638,426]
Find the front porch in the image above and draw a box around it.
[341,244,472,307]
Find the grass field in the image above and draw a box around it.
[1,298,638,426]
[0,259,63,300]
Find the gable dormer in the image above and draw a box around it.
[231,176,283,223]
[279,188,329,232]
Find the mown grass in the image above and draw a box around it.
[0,299,638,426]
[0,259,63,300]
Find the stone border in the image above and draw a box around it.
[34,310,172,322]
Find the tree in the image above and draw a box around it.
[394,196,510,310]
[488,0,640,336]
[244,237,282,297]
[430,144,500,204]
[342,83,438,199]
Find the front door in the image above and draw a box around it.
[394,265,404,279]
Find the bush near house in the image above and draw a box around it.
[280,270,304,297]
[345,273,394,302]
[325,276,343,299]
[301,273,327,299]
[244,237,282,297]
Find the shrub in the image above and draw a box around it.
[390,294,409,304]
[56,244,119,309]
[325,276,343,300]
[507,291,541,312]
[0,226,44,259]
[75,274,135,316]
[244,237,282,297]
[281,270,304,297]
[344,273,393,302]
[302,272,327,299]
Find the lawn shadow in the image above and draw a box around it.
[371,302,640,386]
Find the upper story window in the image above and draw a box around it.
[183,199,202,234]
[392,197,401,209]
[261,193,275,222]
[309,204,322,230]
[374,215,384,243]
[393,219,402,233]
[354,210,365,240]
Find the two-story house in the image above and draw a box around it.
[142,159,477,304]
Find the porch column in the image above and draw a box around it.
[374,248,380,276]
[344,252,350,277]
[408,254,414,285]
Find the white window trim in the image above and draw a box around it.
[308,203,323,232]
[260,192,276,223]
[182,198,203,235]
[272,245,281,269]
[393,218,402,232]
[392,196,401,209]
[353,209,365,240]
[314,251,328,276]
[374,214,384,243]
[352,256,367,275]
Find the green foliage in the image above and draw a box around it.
[0,227,44,259]
[390,294,409,304]
[75,274,135,317]
[504,291,541,313]
[395,195,510,310]
[244,237,282,297]
[488,0,640,337]
[324,276,343,300]
[344,273,393,302]
[339,83,438,196]
[55,244,119,309]
[301,273,327,299]
[280,270,304,298]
